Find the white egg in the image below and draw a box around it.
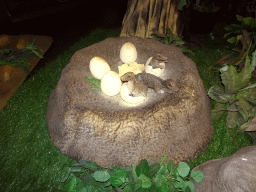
[89,56,111,80]
[120,83,146,104]
[101,71,122,96]
[120,42,137,64]
[145,57,165,77]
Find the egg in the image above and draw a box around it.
[101,71,122,96]
[120,42,137,64]
[89,56,111,79]
[145,57,165,77]
[120,83,146,104]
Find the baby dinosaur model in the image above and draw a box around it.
[121,72,178,96]
[148,53,168,69]
[136,72,178,93]
[120,72,148,97]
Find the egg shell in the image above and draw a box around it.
[129,62,145,74]
[145,57,165,77]
[120,42,137,64]
[118,64,134,77]
[89,56,111,79]
[101,71,122,96]
[120,83,146,104]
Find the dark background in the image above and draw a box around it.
[0,0,255,76]
[0,0,127,75]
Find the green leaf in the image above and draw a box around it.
[227,37,238,44]
[173,176,185,189]
[237,87,256,104]
[167,161,175,174]
[242,17,255,28]
[160,154,167,166]
[211,103,226,121]
[238,54,252,80]
[173,168,179,179]
[241,83,256,90]
[85,76,101,91]
[177,162,190,178]
[178,0,189,10]
[208,86,233,104]
[191,170,204,182]
[157,165,168,175]
[139,174,152,188]
[155,178,175,192]
[30,49,43,58]
[123,180,142,192]
[136,159,151,178]
[163,38,170,45]
[236,97,253,121]
[168,32,174,43]
[236,15,243,22]
[64,173,80,191]
[239,120,252,132]
[85,76,101,86]
[252,50,256,71]
[179,47,194,55]
[110,169,128,187]
[226,103,239,128]
[175,36,185,46]
[153,173,166,188]
[69,166,82,173]
[93,170,110,182]
[151,34,166,42]
[224,24,241,32]
[137,184,160,192]
[185,181,194,192]
[78,160,100,171]
[149,163,160,179]
[220,58,252,94]
[91,87,101,91]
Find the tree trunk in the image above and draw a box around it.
[120,0,182,38]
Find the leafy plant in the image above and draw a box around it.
[151,28,194,55]
[0,39,43,68]
[178,0,219,12]
[85,76,101,91]
[191,1,219,13]
[214,15,256,75]
[62,155,204,192]
[208,50,256,134]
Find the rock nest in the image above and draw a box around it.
[46,36,213,167]
[192,145,256,191]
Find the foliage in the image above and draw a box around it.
[178,0,219,12]
[214,15,256,75]
[208,51,256,134]
[85,76,101,91]
[151,28,194,55]
[62,155,204,192]
[0,39,43,68]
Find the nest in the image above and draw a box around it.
[46,36,213,167]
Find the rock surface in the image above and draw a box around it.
[192,145,256,192]
[46,36,213,167]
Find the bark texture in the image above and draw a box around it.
[120,0,182,38]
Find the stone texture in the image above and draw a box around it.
[46,36,213,167]
[192,145,256,192]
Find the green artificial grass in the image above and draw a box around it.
[0,28,253,191]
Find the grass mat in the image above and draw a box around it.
[0,28,253,191]
[0,28,119,191]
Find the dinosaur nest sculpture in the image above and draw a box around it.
[46,36,213,167]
